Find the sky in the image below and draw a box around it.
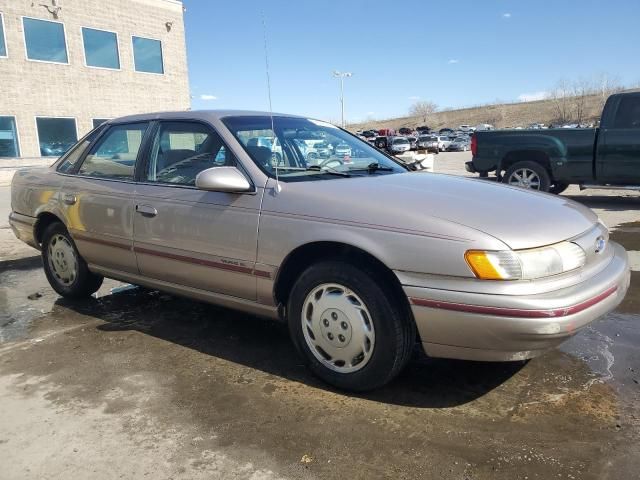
[184,0,640,123]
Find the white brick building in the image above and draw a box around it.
[0,0,190,158]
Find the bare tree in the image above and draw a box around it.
[409,101,438,124]
[571,79,591,125]
[547,80,573,124]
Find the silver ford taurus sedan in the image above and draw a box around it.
[9,111,630,391]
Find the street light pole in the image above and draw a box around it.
[333,71,352,128]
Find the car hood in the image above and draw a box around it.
[269,172,597,250]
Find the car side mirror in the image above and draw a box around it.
[195,167,253,193]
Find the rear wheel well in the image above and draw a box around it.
[501,150,551,175]
[274,242,411,321]
[34,212,64,245]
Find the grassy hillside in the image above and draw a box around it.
[350,93,615,131]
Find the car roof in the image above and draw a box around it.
[107,109,309,124]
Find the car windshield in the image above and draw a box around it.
[394,138,409,145]
[222,115,407,181]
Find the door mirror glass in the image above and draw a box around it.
[195,167,252,193]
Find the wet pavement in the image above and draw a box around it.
[1,223,639,479]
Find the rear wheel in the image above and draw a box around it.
[503,161,551,192]
[42,222,103,298]
[287,261,415,391]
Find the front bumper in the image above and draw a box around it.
[404,242,630,361]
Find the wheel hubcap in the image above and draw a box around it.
[47,234,78,286]
[508,168,541,189]
[301,283,375,373]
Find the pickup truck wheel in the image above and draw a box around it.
[549,182,569,195]
[503,161,551,192]
[287,261,415,392]
[42,222,104,298]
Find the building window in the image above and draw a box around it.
[36,117,77,157]
[93,118,110,129]
[132,36,163,74]
[0,116,20,157]
[0,13,7,58]
[23,17,68,63]
[82,27,120,69]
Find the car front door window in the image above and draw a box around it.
[146,121,236,186]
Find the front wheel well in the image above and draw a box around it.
[34,212,64,245]
[274,241,411,321]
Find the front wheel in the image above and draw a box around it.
[42,222,104,298]
[287,261,415,391]
[503,161,551,192]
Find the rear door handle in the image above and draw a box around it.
[63,194,77,205]
[136,204,157,217]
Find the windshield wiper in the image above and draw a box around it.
[306,165,351,177]
[366,162,395,172]
[347,162,396,173]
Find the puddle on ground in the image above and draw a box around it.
[610,221,640,252]
[0,260,128,343]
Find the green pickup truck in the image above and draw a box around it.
[466,91,640,193]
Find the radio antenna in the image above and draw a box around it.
[261,12,280,193]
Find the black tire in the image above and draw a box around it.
[503,161,551,192]
[287,261,415,391]
[549,182,569,195]
[42,222,103,298]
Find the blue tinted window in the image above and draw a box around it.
[0,116,20,157]
[0,14,7,57]
[82,27,119,69]
[36,118,77,157]
[23,17,68,63]
[132,36,163,74]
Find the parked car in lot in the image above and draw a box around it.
[416,134,439,153]
[9,110,630,391]
[406,136,418,150]
[447,137,470,152]
[398,127,413,135]
[387,136,411,154]
[467,92,640,193]
[334,142,352,157]
[434,135,452,152]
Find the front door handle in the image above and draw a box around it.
[63,193,77,205]
[136,205,157,218]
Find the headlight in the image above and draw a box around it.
[465,242,586,280]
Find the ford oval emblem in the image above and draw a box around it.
[595,236,606,254]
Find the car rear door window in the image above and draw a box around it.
[146,121,236,186]
[78,123,149,180]
[56,127,104,173]
[613,95,640,129]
